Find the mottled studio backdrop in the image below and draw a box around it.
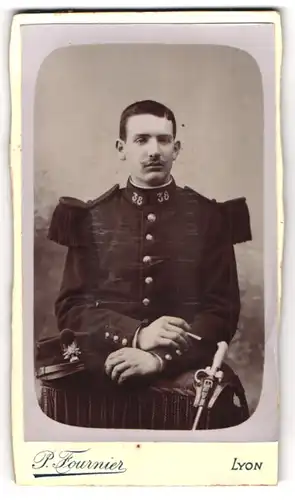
[34,44,264,415]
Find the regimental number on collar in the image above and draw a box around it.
[157,191,170,203]
[132,192,143,205]
[132,190,170,205]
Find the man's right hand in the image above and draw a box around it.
[137,316,192,351]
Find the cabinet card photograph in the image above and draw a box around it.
[10,10,282,486]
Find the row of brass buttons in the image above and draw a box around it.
[142,212,156,307]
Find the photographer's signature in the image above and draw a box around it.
[32,449,127,477]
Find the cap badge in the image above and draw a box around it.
[62,341,81,363]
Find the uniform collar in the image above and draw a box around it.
[124,176,176,208]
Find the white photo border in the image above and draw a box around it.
[10,10,282,486]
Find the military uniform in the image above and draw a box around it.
[36,177,252,429]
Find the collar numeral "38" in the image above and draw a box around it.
[157,191,170,203]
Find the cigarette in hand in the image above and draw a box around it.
[185,332,202,342]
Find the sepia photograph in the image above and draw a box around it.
[10,10,281,486]
[34,42,262,432]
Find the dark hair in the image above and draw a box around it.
[119,100,177,141]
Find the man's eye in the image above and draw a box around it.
[158,137,171,144]
[135,137,147,144]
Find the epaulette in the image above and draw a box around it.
[218,197,252,244]
[184,186,252,244]
[48,184,120,247]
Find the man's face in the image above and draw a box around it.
[116,114,180,187]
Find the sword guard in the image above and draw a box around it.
[193,368,224,409]
[194,367,224,386]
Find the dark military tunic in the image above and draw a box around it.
[41,176,251,379]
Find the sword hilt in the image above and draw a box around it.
[192,341,228,430]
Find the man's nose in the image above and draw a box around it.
[147,138,160,156]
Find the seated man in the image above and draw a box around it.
[36,99,252,430]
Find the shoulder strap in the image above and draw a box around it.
[87,184,120,208]
[184,185,217,206]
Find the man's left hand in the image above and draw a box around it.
[104,348,161,384]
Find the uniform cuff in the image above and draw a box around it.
[102,317,142,348]
[149,352,164,373]
[132,326,142,348]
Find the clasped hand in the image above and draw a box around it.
[104,348,161,384]
[104,316,191,384]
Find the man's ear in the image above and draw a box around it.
[116,139,126,161]
[172,140,181,161]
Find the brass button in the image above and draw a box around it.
[145,233,154,241]
[165,354,172,361]
[142,298,150,306]
[145,276,153,285]
[147,213,156,223]
[143,255,151,264]
[176,350,182,356]
[105,332,110,339]
[122,338,128,346]
[113,335,119,342]
[95,301,100,307]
